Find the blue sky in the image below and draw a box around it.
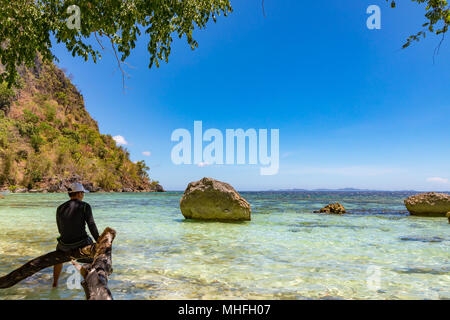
[52,0,450,191]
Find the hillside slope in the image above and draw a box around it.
[0,57,163,193]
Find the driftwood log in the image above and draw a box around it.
[0,227,116,300]
[73,227,116,300]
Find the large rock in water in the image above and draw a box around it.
[314,202,346,214]
[180,177,251,221]
[404,192,450,217]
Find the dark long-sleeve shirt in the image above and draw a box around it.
[56,199,99,243]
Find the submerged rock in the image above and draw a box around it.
[314,202,346,214]
[404,192,450,217]
[0,194,4,199]
[180,177,251,221]
[446,212,450,224]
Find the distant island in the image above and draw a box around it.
[267,188,445,193]
[0,57,163,193]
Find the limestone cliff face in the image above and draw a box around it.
[0,57,162,192]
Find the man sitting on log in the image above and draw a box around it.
[53,182,100,288]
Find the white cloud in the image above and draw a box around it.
[197,162,210,168]
[113,135,128,146]
[426,177,449,184]
[142,151,151,157]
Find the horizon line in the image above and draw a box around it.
[163,188,450,193]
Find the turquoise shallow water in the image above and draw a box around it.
[0,191,448,300]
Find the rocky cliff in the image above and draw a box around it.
[0,57,163,193]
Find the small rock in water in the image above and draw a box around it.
[180,177,251,221]
[314,202,346,214]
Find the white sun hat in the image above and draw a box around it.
[68,182,89,193]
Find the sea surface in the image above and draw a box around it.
[0,191,448,300]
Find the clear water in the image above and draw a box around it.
[0,191,448,300]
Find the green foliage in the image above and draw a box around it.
[0,82,15,110]
[0,123,7,148]
[34,92,51,105]
[24,154,51,187]
[55,91,68,106]
[387,0,450,48]
[0,1,232,87]
[0,135,7,149]
[0,117,12,147]
[30,134,45,152]
[23,109,39,123]
[8,185,18,192]
[38,122,58,142]
[0,150,17,185]
[136,160,150,179]
[43,103,56,122]
[16,121,38,138]
[16,149,28,160]
[61,128,80,143]
[97,146,107,159]
[96,170,119,191]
